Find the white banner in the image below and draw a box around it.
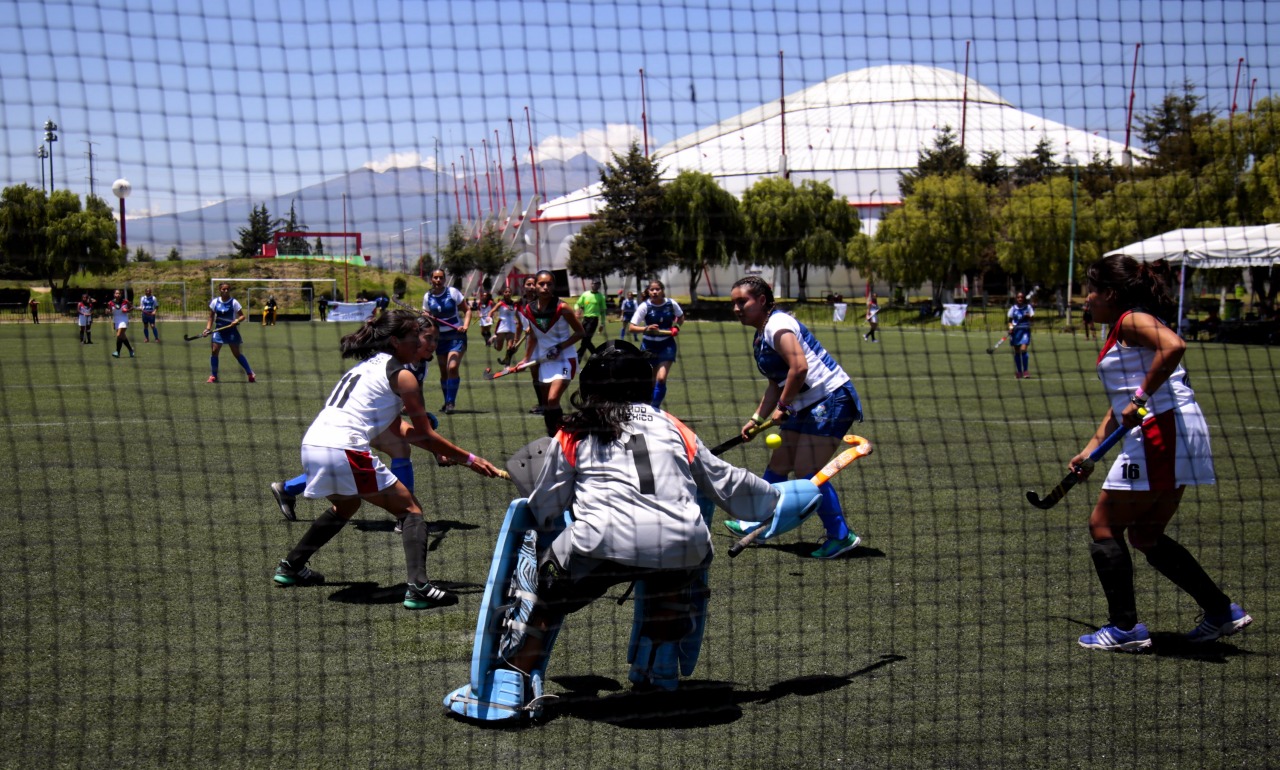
[941,303,968,326]
[832,302,848,322]
[327,301,376,322]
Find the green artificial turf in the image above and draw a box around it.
[1,319,1275,768]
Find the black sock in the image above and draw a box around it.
[124,338,133,352]
[285,508,347,567]
[400,515,428,585]
[116,339,123,353]
[1090,538,1138,629]
[1143,535,1232,616]
[542,407,563,437]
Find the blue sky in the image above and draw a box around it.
[1,0,1275,217]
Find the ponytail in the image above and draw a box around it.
[339,309,423,360]
[1086,255,1177,324]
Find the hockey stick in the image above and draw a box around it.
[184,323,236,342]
[709,418,775,456]
[986,335,1008,354]
[483,358,540,380]
[1025,409,1149,510]
[390,297,465,332]
[728,435,874,557]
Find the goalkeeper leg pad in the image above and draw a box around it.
[626,568,710,690]
[445,499,560,721]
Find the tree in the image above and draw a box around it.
[276,200,310,255]
[414,251,435,277]
[313,237,326,255]
[972,149,1010,190]
[133,247,154,262]
[589,142,671,284]
[868,173,997,305]
[439,223,474,283]
[43,192,124,293]
[899,126,969,196]
[740,178,859,300]
[0,184,49,279]
[231,203,278,258]
[567,220,618,286]
[468,223,518,284]
[997,176,1099,288]
[167,247,181,261]
[1010,138,1061,188]
[1136,83,1216,177]
[663,170,745,302]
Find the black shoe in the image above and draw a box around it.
[273,559,324,587]
[270,482,298,521]
[404,581,457,609]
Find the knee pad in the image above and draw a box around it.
[626,567,710,690]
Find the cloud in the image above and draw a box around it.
[363,152,445,173]
[536,124,641,163]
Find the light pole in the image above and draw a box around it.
[1063,154,1079,330]
[401,227,413,275]
[419,220,433,278]
[37,145,48,192]
[43,120,59,192]
[112,178,132,252]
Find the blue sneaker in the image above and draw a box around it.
[1186,603,1252,643]
[1078,623,1151,652]
[811,532,861,559]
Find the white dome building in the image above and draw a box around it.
[516,64,1135,297]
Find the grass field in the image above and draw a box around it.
[1,317,1276,768]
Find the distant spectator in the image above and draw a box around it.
[317,295,329,322]
[28,296,39,324]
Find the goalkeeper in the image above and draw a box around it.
[500,341,778,694]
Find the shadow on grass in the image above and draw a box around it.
[349,518,478,535]
[326,581,473,607]
[538,653,906,729]
[1058,616,1257,663]
[742,540,887,560]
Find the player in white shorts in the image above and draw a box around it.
[271,310,502,610]
[492,286,523,365]
[516,269,586,436]
[1070,255,1250,653]
[106,289,135,359]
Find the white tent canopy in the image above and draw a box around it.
[1105,225,1280,267]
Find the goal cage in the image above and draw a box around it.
[209,278,337,322]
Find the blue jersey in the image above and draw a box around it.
[754,310,851,412]
[631,298,683,343]
[140,295,159,314]
[424,287,466,340]
[209,297,242,328]
[620,298,638,318]
[1007,303,1034,331]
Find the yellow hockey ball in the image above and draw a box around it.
[765,432,783,449]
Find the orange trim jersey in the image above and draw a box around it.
[520,300,576,359]
[530,404,778,570]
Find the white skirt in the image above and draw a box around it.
[301,444,397,498]
[1102,403,1215,491]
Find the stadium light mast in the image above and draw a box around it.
[401,227,413,275]
[112,179,132,251]
[37,145,48,192]
[419,220,432,278]
[43,120,58,192]
[1063,154,1079,330]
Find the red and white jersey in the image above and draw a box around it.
[1097,310,1214,491]
[528,405,779,570]
[302,353,418,451]
[77,301,93,319]
[520,300,576,360]
[495,301,520,334]
[1097,310,1197,419]
[108,300,131,325]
